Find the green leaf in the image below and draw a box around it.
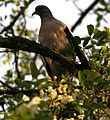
[83,101,106,110]
[93,28,102,39]
[34,78,47,87]
[6,69,13,77]
[82,37,91,47]
[30,60,39,79]
[107,68,110,74]
[96,32,108,46]
[100,0,106,6]
[38,101,47,109]
[78,70,100,86]
[22,81,32,89]
[87,24,94,36]
[73,36,81,44]
[93,102,106,109]
[18,106,31,120]
[84,44,94,49]
[104,27,110,33]
[15,93,23,102]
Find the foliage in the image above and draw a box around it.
[0,0,110,120]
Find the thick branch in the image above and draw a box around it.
[0,36,81,74]
[71,0,99,32]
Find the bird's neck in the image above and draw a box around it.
[40,16,54,25]
[40,12,54,20]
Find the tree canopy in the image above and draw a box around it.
[0,0,110,120]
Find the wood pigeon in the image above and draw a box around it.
[32,5,75,80]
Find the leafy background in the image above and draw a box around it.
[0,0,110,120]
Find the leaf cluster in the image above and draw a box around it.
[0,0,110,120]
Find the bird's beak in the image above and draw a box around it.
[32,11,36,16]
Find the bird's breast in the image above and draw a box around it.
[39,21,68,52]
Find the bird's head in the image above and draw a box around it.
[32,5,53,18]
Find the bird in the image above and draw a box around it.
[32,5,75,80]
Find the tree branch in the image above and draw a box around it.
[0,80,39,95]
[0,80,14,90]
[71,0,99,32]
[0,36,81,74]
[0,89,39,95]
[0,0,35,34]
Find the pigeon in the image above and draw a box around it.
[32,5,75,80]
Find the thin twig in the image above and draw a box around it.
[0,50,13,53]
[0,89,39,95]
[0,80,14,90]
[14,50,21,79]
[73,1,83,12]
[71,0,99,32]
